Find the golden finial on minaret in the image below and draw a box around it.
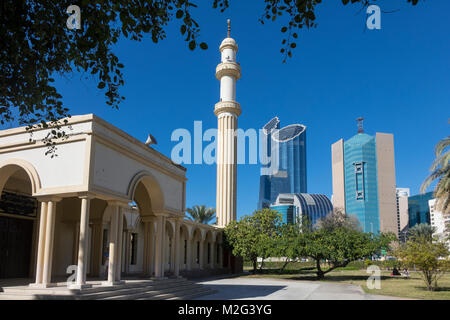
[227,19,231,38]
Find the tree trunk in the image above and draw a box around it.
[280,258,291,272]
[259,258,265,271]
[252,258,257,274]
[316,259,324,279]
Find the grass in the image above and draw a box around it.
[241,261,450,300]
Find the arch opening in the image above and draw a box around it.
[0,164,39,279]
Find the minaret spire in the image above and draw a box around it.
[215,22,241,227]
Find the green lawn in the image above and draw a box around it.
[241,261,450,300]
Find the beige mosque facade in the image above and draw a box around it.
[0,25,242,292]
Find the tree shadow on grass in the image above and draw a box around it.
[434,287,450,292]
[288,274,395,282]
[413,286,450,292]
[252,268,395,283]
[254,267,316,276]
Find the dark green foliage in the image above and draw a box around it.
[224,209,282,274]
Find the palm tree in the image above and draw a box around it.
[407,223,436,243]
[186,205,216,224]
[421,135,450,214]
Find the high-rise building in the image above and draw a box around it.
[270,193,333,227]
[408,192,433,227]
[429,199,450,248]
[331,118,398,235]
[396,188,410,242]
[258,118,307,209]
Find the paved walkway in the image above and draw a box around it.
[194,277,404,300]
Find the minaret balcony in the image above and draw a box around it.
[214,101,241,117]
[220,38,238,52]
[216,62,241,80]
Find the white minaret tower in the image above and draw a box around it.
[215,20,241,227]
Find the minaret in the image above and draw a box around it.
[215,20,241,227]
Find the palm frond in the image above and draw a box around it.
[434,136,450,157]
[185,205,216,224]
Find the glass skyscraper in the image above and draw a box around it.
[343,133,380,233]
[408,192,434,227]
[332,119,398,235]
[258,117,307,209]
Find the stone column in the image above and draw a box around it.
[34,201,48,285]
[115,205,124,281]
[186,236,192,271]
[71,196,92,289]
[173,220,181,277]
[105,203,119,285]
[199,239,205,270]
[210,240,215,269]
[153,215,166,279]
[42,199,58,287]
[143,220,150,276]
[90,220,103,277]
[219,243,224,268]
[169,230,175,273]
[148,219,155,276]
[123,229,130,275]
[142,217,155,277]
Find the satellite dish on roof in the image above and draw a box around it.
[145,134,157,146]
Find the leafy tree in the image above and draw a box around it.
[272,215,311,271]
[395,237,449,291]
[421,136,450,213]
[407,223,436,243]
[273,222,301,271]
[1,0,423,144]
[185,205,216,224]
[301,227,394,279]
[224,208,281,274]
[299,211,394,279]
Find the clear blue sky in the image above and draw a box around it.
[54,0,449,220]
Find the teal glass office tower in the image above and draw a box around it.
[408,192,434,227]
[331,119,398,235]
[258,118,307,209]
[343,133,380,233]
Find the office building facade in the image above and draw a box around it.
[408,192,434,227]
[429,199,450,248]
[258,118,307,209]
[331,119,398,235]
[271,193,333,227]
[396,187,410,242]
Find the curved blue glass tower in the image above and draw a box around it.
[258,118,307,209]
